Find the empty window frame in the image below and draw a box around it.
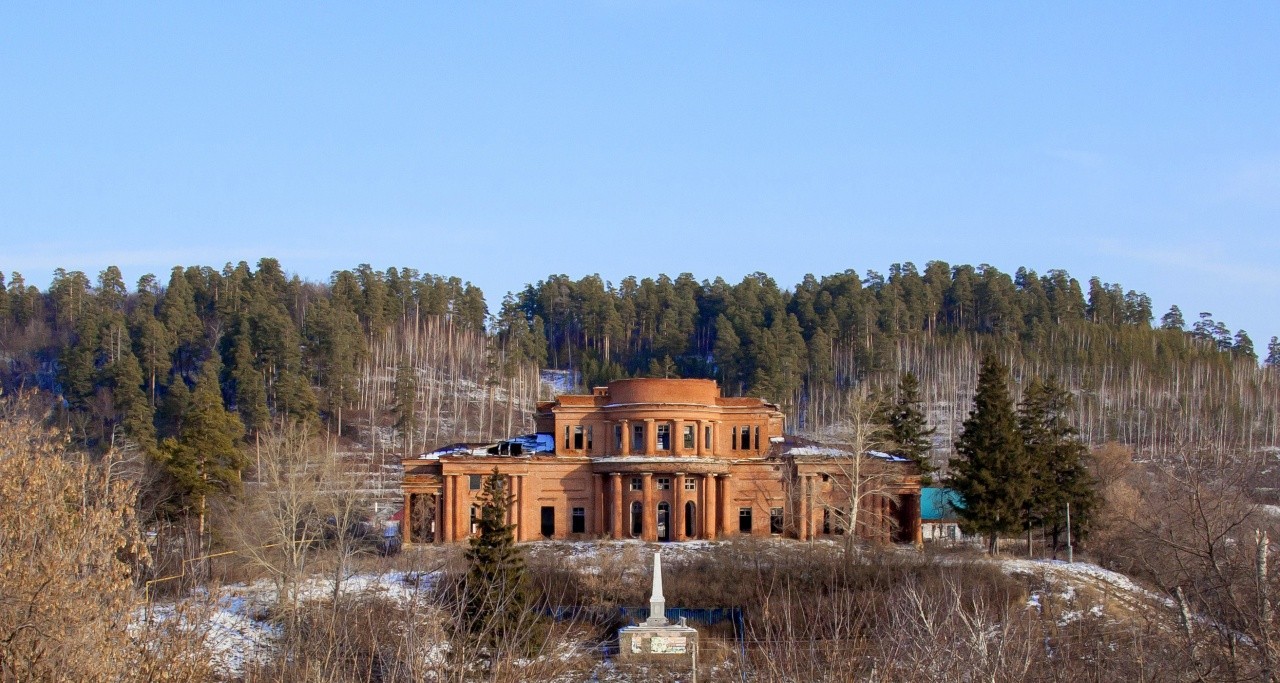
[630,477,643,491]
[704,425,712,450]
[571,507,586,534]
[683,425,695,450]
[739,426,751,451]
[614,424,623,452]
[739,507,753,533]
[656,423,670,450]
[657,477,671,490]
[632,424,645,452]
[587,425,593,451]
[770,507,784,535]
[573,425,584,450]
[469,474,482,490]
[754,426,760,451]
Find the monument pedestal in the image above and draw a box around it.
[617,551,700,662]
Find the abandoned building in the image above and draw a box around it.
[400,378,923,545]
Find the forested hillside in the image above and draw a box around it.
[1,259,1277,472]
[503,266,1279,458]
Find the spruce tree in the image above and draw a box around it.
[463,470,532,651]
[1267,337,1280,368]
[880,371,936,475]
[157,356,246,530]
[1018,377,1096,557]
[949,353,1029,554]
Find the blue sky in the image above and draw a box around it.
[2,3,1277,345]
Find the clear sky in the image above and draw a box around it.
[2,3,1277,345]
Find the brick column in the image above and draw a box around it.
[796,476,807,541]
[434,492,443,543]
[515,475,527,542]
[644,419,656,454]
[718,474,734,537]
[610,473,624,539]
[592,474,605,536]
[402,493,413,545]
[702,473,717,540]
[696,420,706,456]
[620,420,630,455]
[672,419,683,455]
[673,472,685,541]
[641,472,656,542]
[440,476,453,542]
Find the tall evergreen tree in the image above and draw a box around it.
[949,354,1029,554]
[880,371,936,475]
[1160,304,1186,330]
[463,470,532,651]
[157,356,246,530]
[1018,377,1096,556]
[1233,330,1256,361]
[102,347,157,454]
[1267,336,1280,368]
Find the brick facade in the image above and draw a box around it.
[401,378,922,545]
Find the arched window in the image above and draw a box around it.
[630,501,643,538]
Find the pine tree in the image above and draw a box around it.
[391,359,417,454]
[1233,330,1257,361]
[949,354,1029,554]
[881,371,936,476]
[1018,377,1096,556]
[1160,304,1186,330]
[228,329,269,434]
[1267,336,1280,368]
[463,470,532,651]
[103,348,157,454]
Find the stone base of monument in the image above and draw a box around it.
[618,619,699,662]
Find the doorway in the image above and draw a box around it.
[657,502,670,542]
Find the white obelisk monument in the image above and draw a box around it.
[618,550,698,660]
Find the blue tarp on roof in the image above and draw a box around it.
[921,487,964,521]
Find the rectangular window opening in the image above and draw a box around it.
[468,474,482,490]
[571,507,586,534]
[657,477,671,490]
[630,477,642,492]
[770,507,784,535]
[754,427,761,451]
[740,426,751,451]
[573,425,584,450]
[656,424,670,450]
[586,426,593,451]
[614,424,623,452]
[738,507,753,533]
[704,425,712,450]
[684,477,696,491]
[683,425,695,450]
[633,424,645,453]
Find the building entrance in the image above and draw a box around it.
[657,502,670,542]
